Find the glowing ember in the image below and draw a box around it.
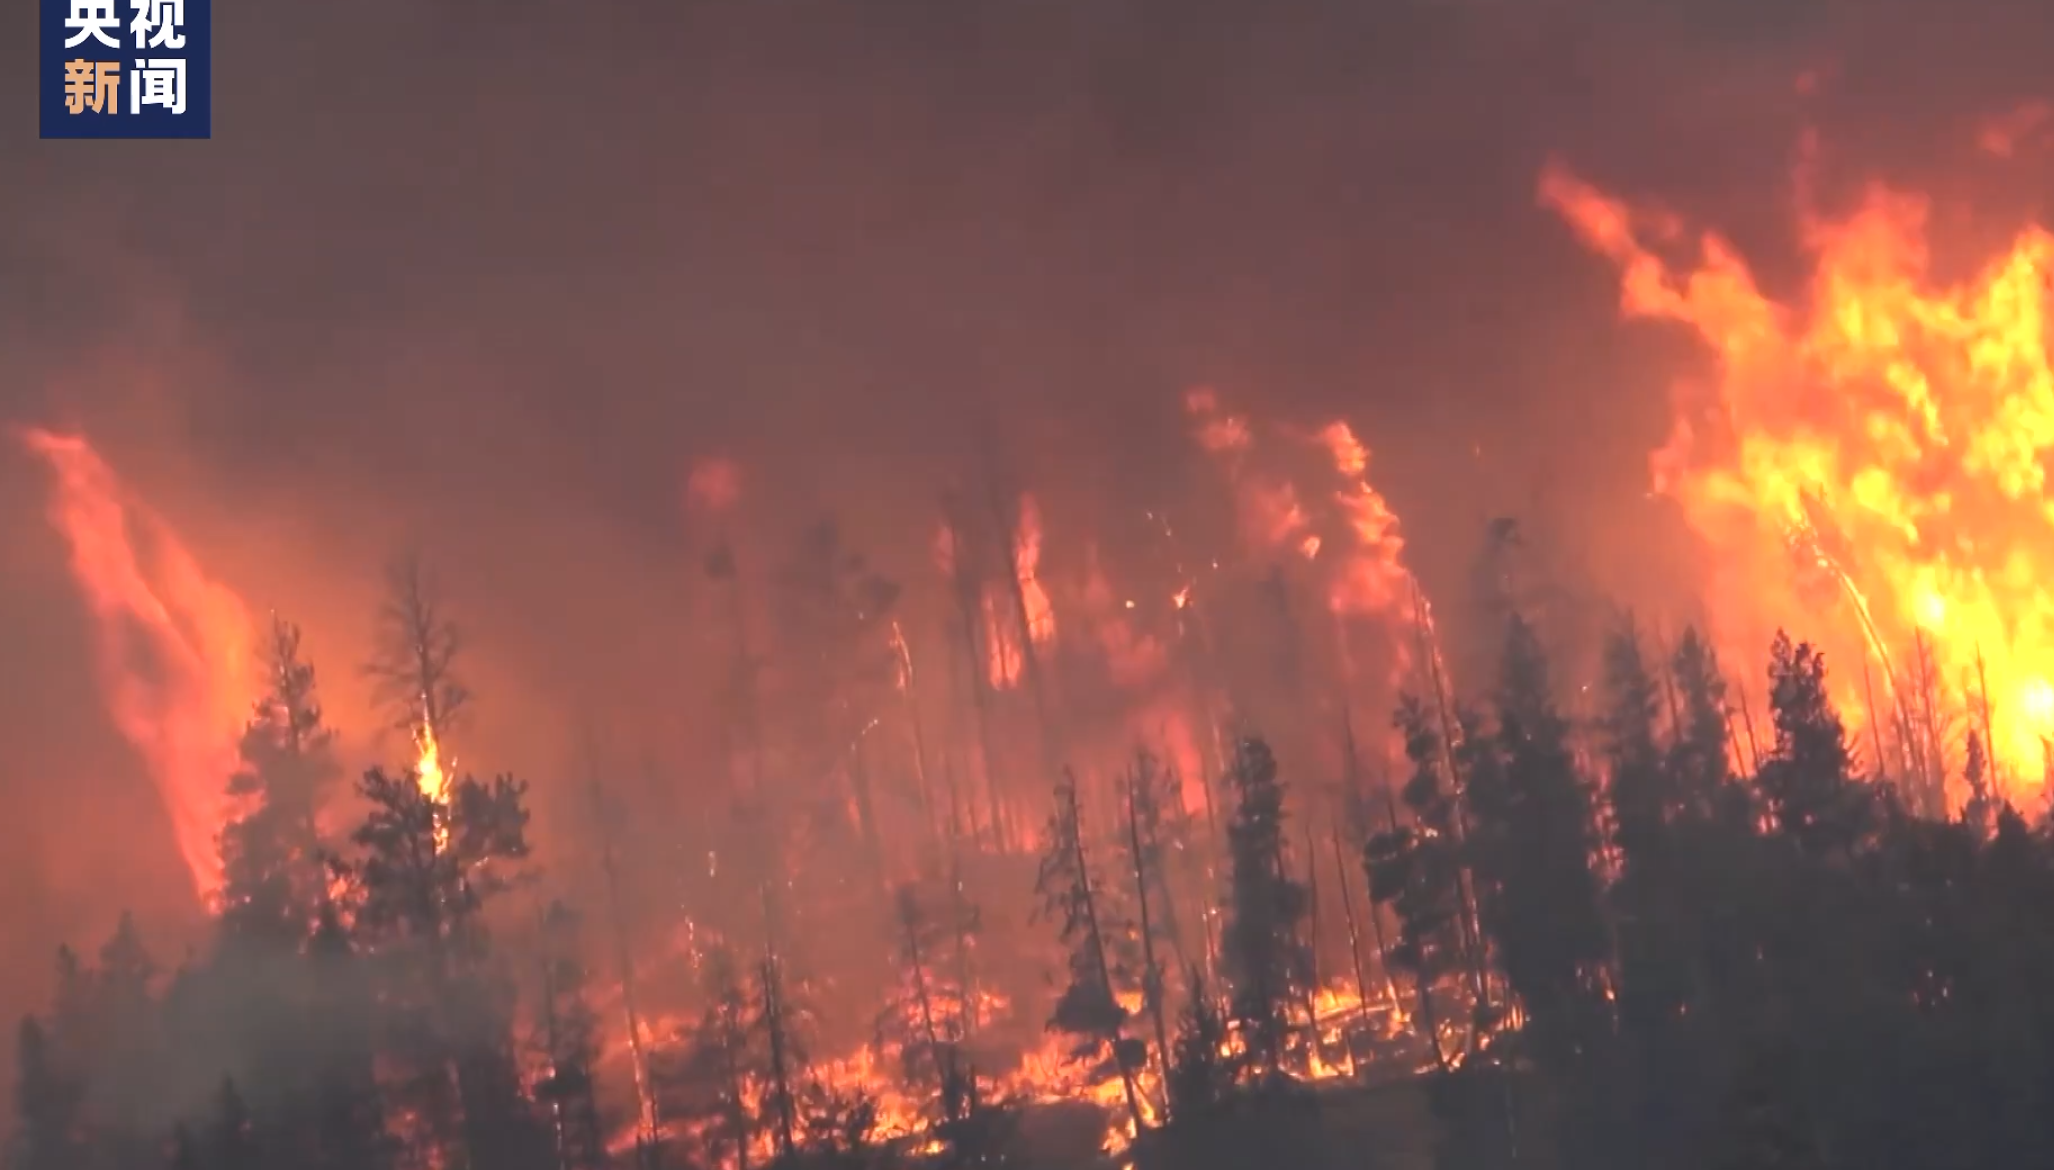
[1542,151,2054,799]
[18,428,255,899]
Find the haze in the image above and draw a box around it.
[1,0,2049,1064]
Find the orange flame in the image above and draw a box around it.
[1182,392,1318,556]
[19,429,255,899]
[414,716,450,803]
[983,493,1056,689]
[1542,149,2054,797]
[1317,421,1410,620]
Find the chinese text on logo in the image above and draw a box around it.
[41,0,211,139]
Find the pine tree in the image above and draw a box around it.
[167,1124,201,1170]
[208,1078,258,1170]
[773,518,902,864]
[1474,615,1609,1066]
[1365,698,1468,1070]
[1219,738,1310,1077]
[365,554,469,768]
[535,903,608,1170]
[1162,968,1233,1122]
[91,913,165,1170]
[11,1016,84,1170]
[334,762,538,1169]
[1602,618,1668,868]
[1034,771,1147,1133]
[1668,627,1740,820]
[1600,620,1697,1049]
[879,884,976,1129]
[1962,731,1994,838]
[219,615,341,943]
[304,903,392,1170]
[1118,750,1187,1099]
[1760,632,1869,858]
[660,947,755,1170]
[755,950,805,1162]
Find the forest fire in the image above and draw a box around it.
[23,224,2054,1168]
[1542,151,2054,807]
[17,428,255,900]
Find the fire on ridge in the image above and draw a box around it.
[1543,144,2054,809]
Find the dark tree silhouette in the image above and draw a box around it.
[1035,770,1148,1134]
[1760,632,1870,858]
[878,884,976,1131]
[218,615,342,943]
[10,1017,84,1170]
[534,903,609,1170]
[659,946,756,1170]
[1468,614,1609,1067]
[1366,698,1469,1070]
[1218,738,1310,1077]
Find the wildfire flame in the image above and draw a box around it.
[1541,148,2054,797]
[414,714,450,804]
[983,493,1056,689]
[1182,388,1424,698]
[18,429,255,899]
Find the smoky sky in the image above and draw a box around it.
[0,0,2050,1021]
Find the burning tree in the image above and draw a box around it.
[877,883,979,1131]
[754,948,808,1163]
[1161,970,1232,1123]
[659,946,758,1170]
[333,762,541,1168]
[1115,750,1191,1093]
[1034,770,1148,1134]
[533,903,608,1170]
[772,517,904,867]
[161,614,398,1170]
[364,554,469,804]
[1366,697,1473,1070]
[1218,738,1311,1078]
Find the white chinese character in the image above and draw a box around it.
[130,58,185,115]
[128,0,184,50]
[64,0,122,49]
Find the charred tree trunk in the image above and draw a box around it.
[1412,584,1492,1025]
[897,893,968,1123]
[758,952,800,1162]
[984,477,1066,808]
[945,523,1010,850]
[1124,773,1175,1102]
[1384,784,1449,1073]
[892,623,945,854]
[1331,823,1379,1029]
[591,783,662,1155]
[1299,820,1330,1070]
[1061,782,1150,1135]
